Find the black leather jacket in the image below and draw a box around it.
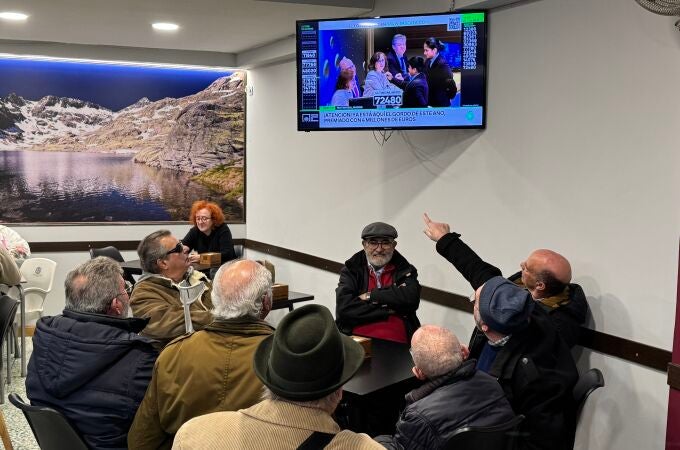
[376,359,515,450]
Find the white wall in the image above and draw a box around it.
[245,0,680,448]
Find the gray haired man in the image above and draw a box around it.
[130,229,213,349]
[26,257,157,449]
[375,325,515,449]
[128,259,275,450]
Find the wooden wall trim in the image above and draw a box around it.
[30,238,245,253]
[29,238,672,372]
[243,239,672,372]
[668,363,680,390]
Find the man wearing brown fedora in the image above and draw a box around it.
[336,221,422,344]
[172,304,383,449]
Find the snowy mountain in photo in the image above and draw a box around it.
[0,72,246,175]
[0,93,113,149]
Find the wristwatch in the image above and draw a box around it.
[366,291,371,301]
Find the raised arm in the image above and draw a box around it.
[423,213,502,290]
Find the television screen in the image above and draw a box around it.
[296,11,487,131]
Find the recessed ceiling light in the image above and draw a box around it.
[152,22,179,31]
[0,12,29,21]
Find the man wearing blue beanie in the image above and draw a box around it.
[468,277,578,450]
[424,213,580,450]
[422,214,588,348]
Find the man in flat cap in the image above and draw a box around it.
[172,304,382,449]
[423,213,588,348]
[336,222,421,344]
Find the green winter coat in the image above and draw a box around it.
[127,316,275,450]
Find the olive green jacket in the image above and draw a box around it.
[128,317,275,450]
[129,270,213,350]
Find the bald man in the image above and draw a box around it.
[423,214,588,348]
[128,259,275,450]
[375,325,514,449]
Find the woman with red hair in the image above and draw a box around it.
[183,200,235,266]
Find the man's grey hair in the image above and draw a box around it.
[138,229,171,274]
[211,259,272,320]
[64,257,123,314]
[262,387,342,414]
[392,34,407,45]
[411,325,464,379]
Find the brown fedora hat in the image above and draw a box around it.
[253,304,364,401]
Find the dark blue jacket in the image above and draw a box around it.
[26,310,157,449]
[386,50,408,79]
[375,359,515,449]
[423,54,456,107]
[392,73,429,108]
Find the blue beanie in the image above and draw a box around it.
[479,276,534,335]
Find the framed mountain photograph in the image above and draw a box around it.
[0,55,245,223]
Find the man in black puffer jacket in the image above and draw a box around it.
[375,325,515,449]
[26,257,157,450]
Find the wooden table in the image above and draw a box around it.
[271,291,314,312]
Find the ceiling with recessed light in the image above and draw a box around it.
[0,0,372,54]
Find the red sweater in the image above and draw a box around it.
[352,263,407,343]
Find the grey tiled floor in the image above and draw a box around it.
[1,338,39,450]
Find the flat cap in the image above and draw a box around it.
[361,222,398,240]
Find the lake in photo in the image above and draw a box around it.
[0,150,243,223]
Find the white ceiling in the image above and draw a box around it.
[0,0,373,54]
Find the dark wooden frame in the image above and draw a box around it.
[29,238,672,372]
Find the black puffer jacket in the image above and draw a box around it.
[26,310,157,449]
[375,359,515,450]
[336,249,421,339]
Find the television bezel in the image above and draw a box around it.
[295,10,489,132]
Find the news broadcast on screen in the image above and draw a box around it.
[296,11,488,131]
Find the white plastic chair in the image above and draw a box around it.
[19,258,57,323]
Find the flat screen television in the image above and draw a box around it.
[296,11,487,131]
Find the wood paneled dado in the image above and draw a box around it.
[669,363,680,391]
[31,239,246,253]
[30,238,672,372]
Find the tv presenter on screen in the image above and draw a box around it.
[183,200,236,266]
[422,37,457,107]
[363,52,402,98]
